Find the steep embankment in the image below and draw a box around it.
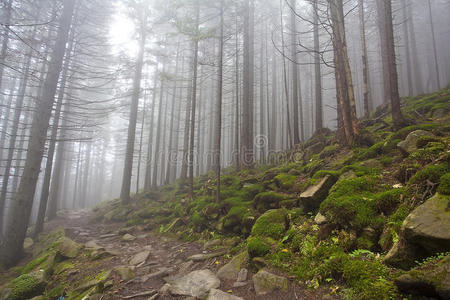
[1,87,449,299]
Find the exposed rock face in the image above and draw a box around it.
[2,270,47,300]
[129,250,150,266]
[165,269,220,298]
[385,193,450,269]
[299,175,337,211]
[57,237,83,258]
[217,252,248,280]
[397,130,433,154]
[395,255,450,299]
[252,269,288,295]
[207,289,243,300]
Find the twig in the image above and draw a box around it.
[122,290,156,299]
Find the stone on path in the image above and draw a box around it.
[187,249,227,262]
[85,241,104,251]
[129,250,150,266]
[122,233,136,242]
[252,269,288,295]
[236,268,248,282]
[99,233,116,239]
[165,269,220,298]
[314,212,327,225]
[207,289,243,300]
[114,266,135,281]
[204,239,222,250]
[217,252,248,280]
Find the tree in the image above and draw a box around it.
[120,4,147,203]
[0,0,76,267]
[358,0,371,116]
[426,0,440,90]
[313,0,323,130]
[376,0,404,129]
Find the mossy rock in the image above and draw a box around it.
[56,237,83,259]
[300,175,337,212]
[251,209,288,240]
[253,192,286,212]
[252,269,288,295]
[5,270,47,300]
[103,204,132,222]
[241,183,264,201]
[222,206,255,235]
[407,163,449,194]
[216,251,248,280]
[374,188,406,215]
[437,173,450,195]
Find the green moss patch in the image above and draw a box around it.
[253,191,286,212]
[251,209,288,240]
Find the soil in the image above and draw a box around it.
[38,210,341,300]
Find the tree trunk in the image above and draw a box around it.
[0,0,75,267]
[427,0,440,90]
[152,64,166,188]
[407,2,423,95]
[359,0,371,116]
[313,0,323,130]
[0,0,12,108]
[120,16,146,203]
[144,69,158,190]
[290,0,301,144]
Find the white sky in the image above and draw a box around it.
[108,3,139,58]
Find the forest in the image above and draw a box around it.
[0,0,449,299]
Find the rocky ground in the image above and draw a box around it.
[34,210,337,300]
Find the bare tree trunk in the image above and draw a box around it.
[144,69,158,190]
[80,141,92,208]
[152,63,166,187]
[120,14,146,203]
[426,0,440,89]
[72,141,82,208]
[0,0,75,267]
[313,0,323,130]
[0,78,17,164]
[33,22,75,235]
[180,64,192,182]
[159,91,168,184]
[188,0,200,198]
[400,0,413,97]
[136,94,146,193]
[290,0,301,144]
[359,0,371,115]
[0,0,12,107]
[234,11,240,170]
[407,2,423,95]
[376,0,391,105]
[214,0,224,202]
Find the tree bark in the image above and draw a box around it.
[0,0,75,267]
[359,0,371,116]
[427,0,440,90]
[313,0,323,130]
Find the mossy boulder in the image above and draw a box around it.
[299,175,337,211]
[222,206,255,235]
[252,269,288,295]
[395,255,450,299]
[251,209,288,240]
[113,266,135,281]
[385,193,450,269]
[437,173,450,195]
[253,191,286,212]
[247,236,271,258]
[3,270,46,300]
[56,237,83,259]
[397,130,433,155]
[274,173,298,191]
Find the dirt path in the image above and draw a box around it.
[42,210,337,300]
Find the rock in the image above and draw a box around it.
[90,249,115,261]
[141,267,171,282]
[57,237,83,258]
[384,193,450,269]
[252,269,288,295]
[188,249,227,262]
[304,141,325,161]
[99,233,116,239]
[217,252,248,280]
[122,233,136,242]
[236,268,248,282]
[314,212,327,225]
[299,175,337,211]
[251,257,268,270]
[165,269,220,298]
[118,226,135,235]
[75,270,111,293]
[4,270,47,300]
[397,130,433,155]
[395,255,450,299]
[163,218,184,233]
[23,237,34,250]
[207,289,243,300]
[113,266,134,281]
[129,250,150,266]
[339,170,357,180]
[85,241,104,251]
[232,282,248,288]
[204,239,222,250]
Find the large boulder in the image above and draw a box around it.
[252,269,288,295]
[207,289,243,300]
[217,252,248,280]
[57,237,83,259]
[299,175,337,211]
[2,270,46,300]
[395,255,450,299]
[384,193,450,269]
[165,269,220,298]
[397,130,433,155]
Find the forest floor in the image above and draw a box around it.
[41,210,338,300]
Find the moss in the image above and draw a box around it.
[247,236,271,258]
[374,188,406,215]
[320,176,384,231]
[251,209,288,240]
[54,261,74,275]
[222,206,253,234]
[312,169,340,181]
[411,141,446,162]
[274,173,297,191]
[416,136,442,148]
[253,191,286,212]
[407,163,449,192]
[356,236,375,250]
[437,173,450,195]
[21,254,49,274]
[391,124,438,140]
[46,284,64,298]
[8,272,46,300]
[319,144,339,159]
[241,183,264,200]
